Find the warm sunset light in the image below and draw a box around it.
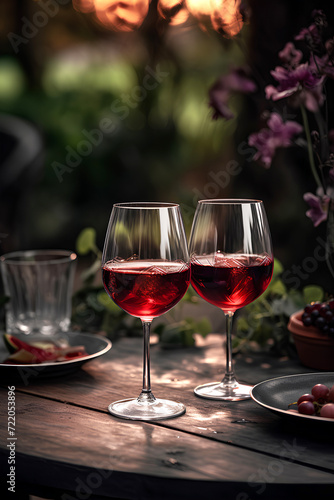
[210,0,243,37]
[73,0,243,36]
[185,0,212,18]
[72,0,95,13]
[157,0,189,26]
[92,0,150,31]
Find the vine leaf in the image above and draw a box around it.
[76,228,97,255]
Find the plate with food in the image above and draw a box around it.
[0,331,112,380]
[251,373,334,423]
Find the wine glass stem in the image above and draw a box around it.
[138,321,156,404]
[223,311,237,385]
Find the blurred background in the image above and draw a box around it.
[0,0,333,292]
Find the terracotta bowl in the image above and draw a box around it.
[288,310,334,371]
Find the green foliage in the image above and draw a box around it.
[234,259,325,356]
[152,286,212,348]
[76,227,98,255]
[303,285,324,304]
[154,316,211,348]
[0,50,238,251]
[75,228,102,287]
[71,285,143,339]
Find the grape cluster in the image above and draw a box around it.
[289,383,334,418]
[301,299,334,338]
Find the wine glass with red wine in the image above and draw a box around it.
[102,202,190,420]
[189,199,273,401]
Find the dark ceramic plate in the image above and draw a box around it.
[251,373,334,423]
[0,332,111,381]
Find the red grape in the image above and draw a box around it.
[325,310,333,321]
[302,299,334,336]
[297,394,315,405]
[291,383,334,417]
[311,384,329,401]
[328,385,334,402]
[319,304,330,317]
[320,403,334,419]
[298,401,315,415]
[301,314,312,326]
[315,316,326,329]
[311,310,320,322]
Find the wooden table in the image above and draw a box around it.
[1,333,334,499]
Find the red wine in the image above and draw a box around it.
[191,254,273,312]
[102,260,190,320]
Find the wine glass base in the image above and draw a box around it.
[194,381,252,401]
[108,398,186,421]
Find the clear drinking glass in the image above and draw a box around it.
[189,199,273,401]
[102,202,190,420]
[0,250,77,336]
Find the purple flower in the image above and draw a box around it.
[295,10,326,50]
[310,52,334,80]
[323,38,334,79]
[303,191,330,226]
[278,42,303,67]
[209,67,256,120]
[265,63,325,111]
[248,112,303,168]
[209,86,234,120]
[295,23,322,48]
[220,68,257,93]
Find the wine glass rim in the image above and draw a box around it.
[0,250,77,265]
[113,202,179,209]
[198,198,263,205]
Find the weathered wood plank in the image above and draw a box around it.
[3,335,333,475]
[1,390,333,500]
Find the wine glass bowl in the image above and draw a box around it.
[102,260,190,322]
[189,199,273,401]
[102,202,190,420]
